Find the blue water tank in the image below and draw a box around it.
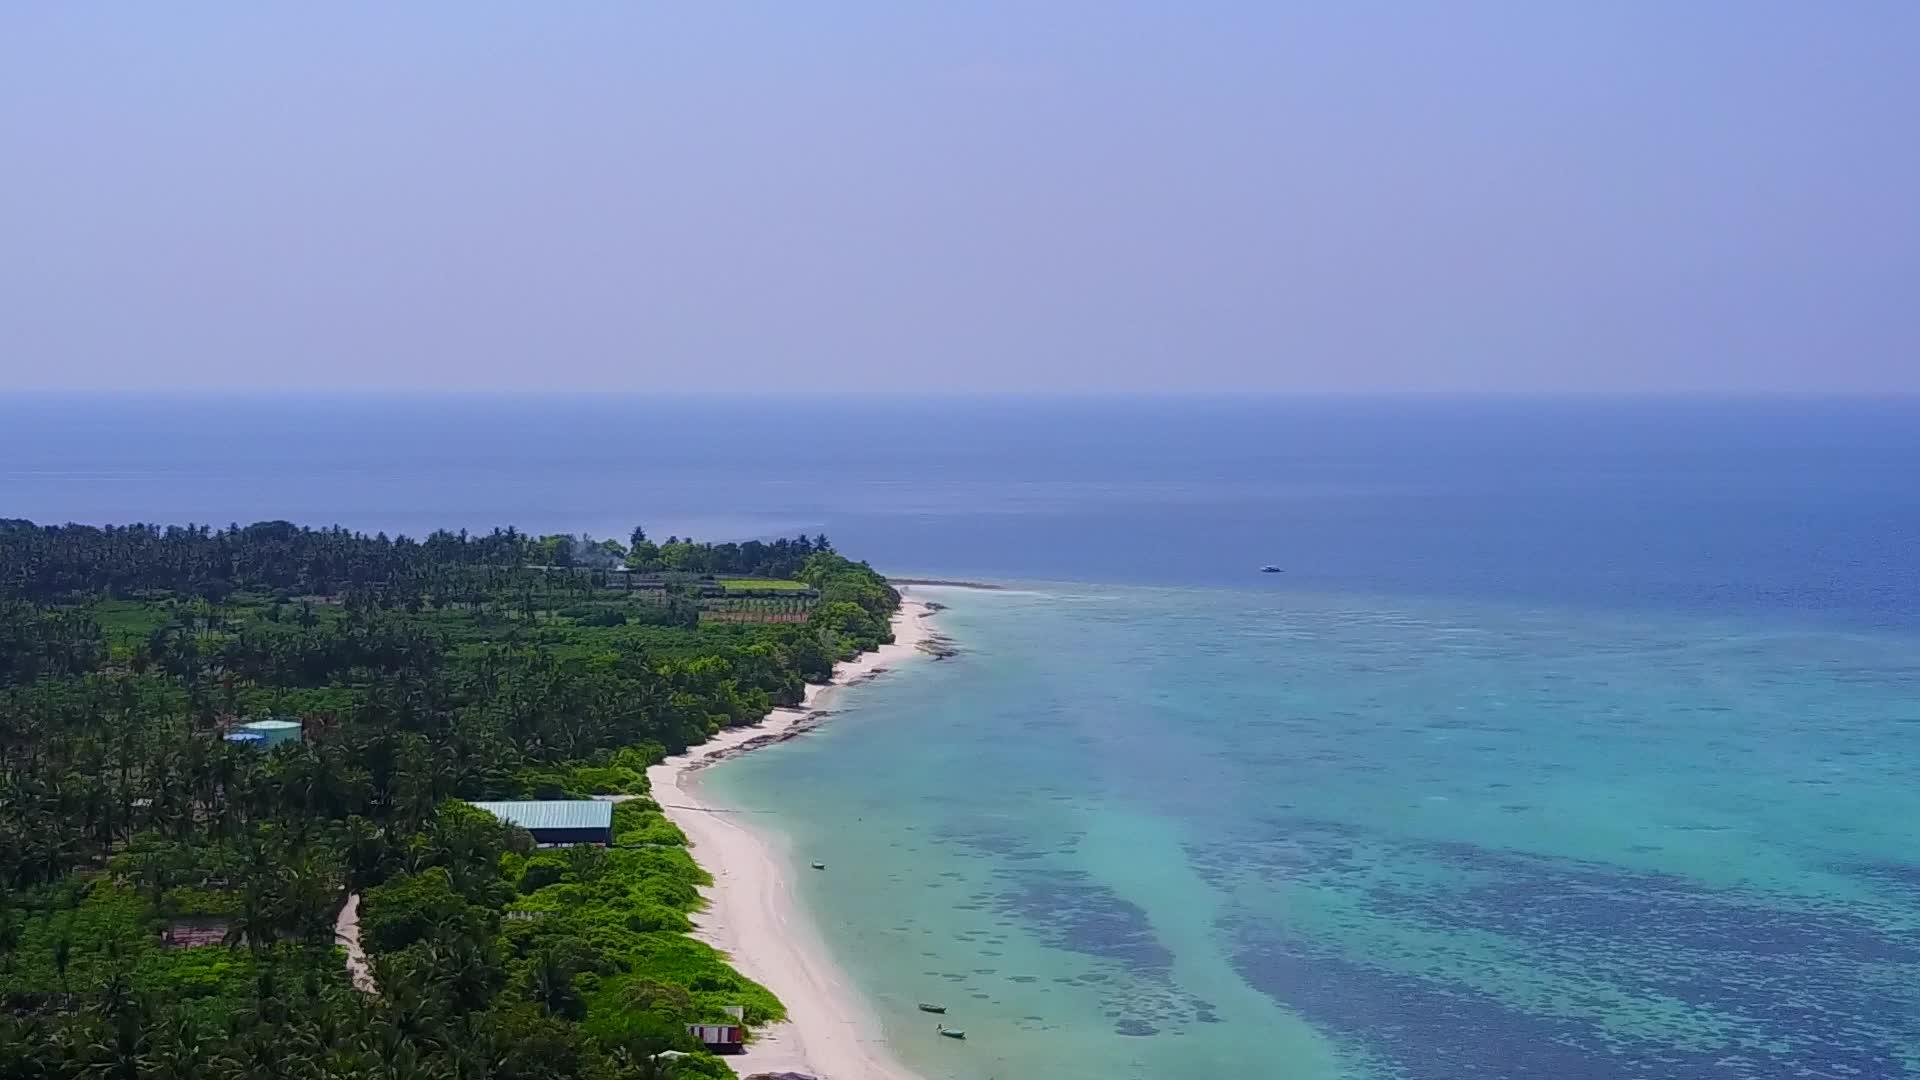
[237,718,303,748]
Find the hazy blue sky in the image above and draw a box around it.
[2,5,1915,392]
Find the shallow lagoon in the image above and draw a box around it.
[709,583,1920,1079]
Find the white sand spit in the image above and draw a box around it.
[647,600,937,1080]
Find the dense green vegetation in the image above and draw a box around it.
[0,519,898,1079]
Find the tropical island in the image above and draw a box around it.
[0,518,904,1080]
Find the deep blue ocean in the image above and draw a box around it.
[6,394,1919,1078]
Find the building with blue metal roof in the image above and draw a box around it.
[466,800,614,846]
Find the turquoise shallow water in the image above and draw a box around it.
[706,583,1920,1080]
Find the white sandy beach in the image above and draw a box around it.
[647,598,939,1080]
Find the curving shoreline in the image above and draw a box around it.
[647,597,939,1080]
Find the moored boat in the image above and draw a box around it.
[917,1002,946,1013]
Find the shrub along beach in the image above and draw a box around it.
[0,519,910,1080]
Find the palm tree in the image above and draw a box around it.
[524,948,583,1021]
[0,902,19,975]
[289,864,343,951]
[224,877,281,956]
[367,1033,453,1080]
[83,1006,149,1080]
[145,1008,209,1080]
[93,962,137,1020]
[369,963,445,1052]
[51,921,73,996]
[209,1025,294,1080]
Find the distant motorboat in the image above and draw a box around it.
[936,1024,966,1040]
[917,1003,947,1014]
[810,861,826,870]
[1259,565,1283,573]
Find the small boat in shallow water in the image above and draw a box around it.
[936,1024,966,1040]
[810,861,826,870]
[917,1003,946,1014]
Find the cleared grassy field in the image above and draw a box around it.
[89,598,175,647]
[700,610,810,624]
[717,577,810,592]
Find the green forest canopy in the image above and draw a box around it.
[0,519,899,1080]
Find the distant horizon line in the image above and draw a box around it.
[4,388,1917,400]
